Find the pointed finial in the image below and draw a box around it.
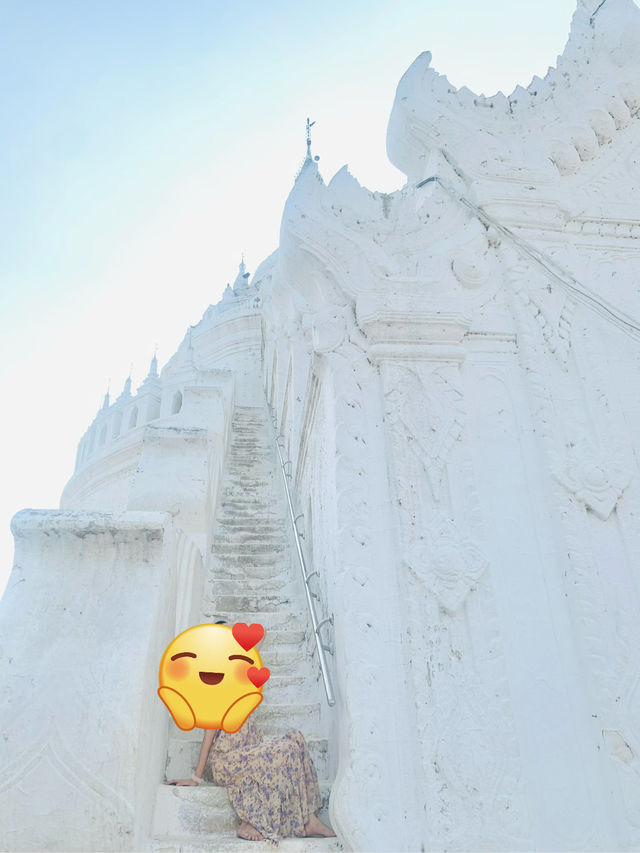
[102,380,111,410]
[222,283,235,302]
[148,350,158,378]
[306,117,315,160]
[233,256,251,291]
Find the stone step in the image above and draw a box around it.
[221,486,270,497]
[209,557,287,574]
[210,551,288,567]
[210,548,288,563]
[222,476,273,487]
[216,515,288,535]
[201,610,307,632]
[151,781,334,847]
[207,577,291,596]
[213,530,287,543]
[227,449,270,456]
[260,646,308,671]
[212,541,287,557]
[151,835,340,852]
[208,561,289,581]
[216,508,279,519]
[261,628,307,647]
[208,592,294,612]
[203,566,291,585]
[227,449,273,459]
[218,502,277,513]
[260,672,318,704]
[165,731,329,781]
[151,833,340,852]
[211,544,288,559]
[225,460,272,468]
[216,511,279,523]
[218,498,278,507]
[211,555,291,584]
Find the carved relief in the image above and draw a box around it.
[504,255,574,367]
[376,350,529,848]
[553,435,631,520]
[405,519,488,613]
[451,252,490,288]
[384,362,464,501]
[0,719,133,848]
[499,238,640,842]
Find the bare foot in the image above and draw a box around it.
[304,814,336,837]
[237,820,264,841]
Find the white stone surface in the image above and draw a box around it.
[3,1,640,850]
[0,511,177,851]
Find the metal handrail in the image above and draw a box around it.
[268,406,335,707]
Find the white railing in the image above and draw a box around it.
[268,405,335,707]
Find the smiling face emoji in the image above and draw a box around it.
[158,623,270,732]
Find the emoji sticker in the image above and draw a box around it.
[158,622,270,732]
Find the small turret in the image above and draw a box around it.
[117,375,132,402]
[147,352,158,380]
[221,283,236,302]
[233,257,251,293]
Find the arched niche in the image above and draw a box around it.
[112,411,122,439]
[147,398,161,421]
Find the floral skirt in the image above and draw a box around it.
[209,723,322,844]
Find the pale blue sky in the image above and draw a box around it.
[1,0,579,596]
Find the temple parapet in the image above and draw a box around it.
[387,0,640,191]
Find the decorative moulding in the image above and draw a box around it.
[356,294,471,348]
[404,519,489,613]
[553,436,631,520]
[310,305,351,354]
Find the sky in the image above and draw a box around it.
[0,0,579,598]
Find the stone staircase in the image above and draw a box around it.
[150,406,340,852]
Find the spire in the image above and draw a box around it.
[123,376,132,396]
[306,117,315,161]
[116,371,132,402]
[233,257,251,292]
[138,349,160,391]
[101,381,110,411]
[222,283,236,302]
[295,117,322,183]
[147,349,158,379]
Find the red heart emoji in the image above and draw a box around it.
[232,622,265,651]
[247,666,270,688]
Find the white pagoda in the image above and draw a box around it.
[2,1,640,850]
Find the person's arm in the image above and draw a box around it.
[168,728,217,786]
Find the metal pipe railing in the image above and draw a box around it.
[268,406,335,707]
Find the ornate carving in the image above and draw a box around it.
[503,255,574,367]
[311,305,350,354]
[405,519,488,613]
[451,252,490,288]
[384,362,464,501]
[554,435,631,519]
